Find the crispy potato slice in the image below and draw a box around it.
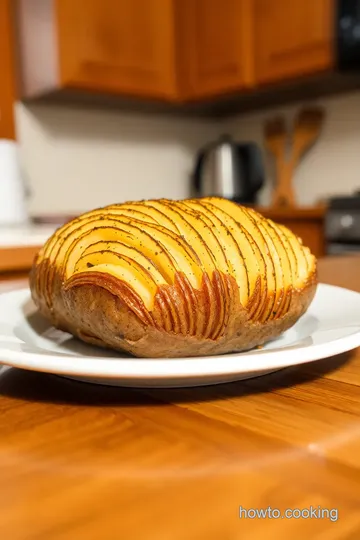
[75,243,167,286]
[253,215,288,319]
[198,201,250,307]
[173,202,229,274]
[182,199,248,305]
[277,224,313,286]
[74,244,176,331]
[62,220,175,282]
[116,216,205,336]
[201,200,265,313]
[267,220,296,317]
[151,200,222,339]
[271,223,298,286]
[114,217,203,288]
[148,201,215,270]
[61,218,201,335]
[237,207,276,322]
[208,198,278,320]
[205,197,267,320]
[74,257,159,310]
[120,201,179,233]
[39,207,158,309]
[171,200,230,338]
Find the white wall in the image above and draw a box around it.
[15,102,218,215]
[225,92,360,206]
[15,91,360,215]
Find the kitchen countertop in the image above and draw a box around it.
[0,256,360,539]
[0,224,57,274]
[0,223,56,247]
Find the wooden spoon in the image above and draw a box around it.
[291,107,324,170]
[264,117,294,207]
[266,108,324,208]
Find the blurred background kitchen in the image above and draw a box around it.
[2,0,360,278]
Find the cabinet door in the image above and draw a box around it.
[0,0,16,139]
[254,0,334,85]
[56,0,178,100]
[177,0,254,99]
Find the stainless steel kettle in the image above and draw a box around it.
[192,134,265,204]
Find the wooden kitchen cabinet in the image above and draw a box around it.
[0,0,16,139]
[17,0,178,101]
[15,0,340,109]
[253,0,334,85]
[176,0,254,99]
[56,0,178,99]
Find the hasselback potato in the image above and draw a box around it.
[30,197,317,358]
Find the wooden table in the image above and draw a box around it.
[1,257,360,540]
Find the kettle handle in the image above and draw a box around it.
[193,151,206,194]
[248,144,265,194]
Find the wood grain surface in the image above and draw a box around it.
[0,256,360,540]
[0,245,40,273]
[253,0,334,85]
[0,0,16,139]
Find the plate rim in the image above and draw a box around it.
[0,283,359,381]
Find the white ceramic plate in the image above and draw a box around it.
[0,284,359,388]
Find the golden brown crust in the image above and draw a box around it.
[29,197,318,358]
[31,265,317,358]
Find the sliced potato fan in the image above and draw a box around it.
[30,197,317,358]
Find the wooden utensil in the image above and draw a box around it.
[291,107,325,170]
[266,107,324,208]
[264,117,295,207]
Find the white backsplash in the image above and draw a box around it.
[15,91,360,214]
[15,102,218,215]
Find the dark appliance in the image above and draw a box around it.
[325,193,360,254]
[337,0,360,70]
